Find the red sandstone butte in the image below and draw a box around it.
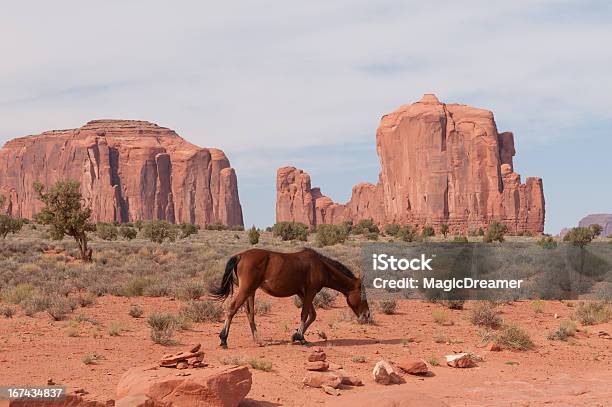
[276,94,545,234]
[0,120,243,227]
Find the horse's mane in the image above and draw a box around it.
[310,249,356,280]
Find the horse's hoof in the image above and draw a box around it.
[300,339,310,346]
[220,342,228,349]
[291,332,303,342]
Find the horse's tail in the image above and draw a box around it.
[209,255,240,302]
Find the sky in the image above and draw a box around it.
[1,1,611,234]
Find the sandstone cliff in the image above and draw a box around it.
[276,94,545,234]
[0,120,243,226]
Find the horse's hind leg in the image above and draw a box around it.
[245,294,259,344]
[219,288,249,348]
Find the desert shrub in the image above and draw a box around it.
[1,283,39,304]
[134,220,144,230]
[364,231,379,240]
[143,283,170,297]
[589,224,603,237]
[107,321,126,337]
[422,225,435,238]
[142,220,178,244]
[484,221,508,243]
[255,300,271,315]
[22,295,52,316]
[148,312,177,345]
[173,281,205,301]
[453,235,468,243]
[1,306,15,318]
[531,300,544,314]
[292,295,302,308]
[339,220,353,235]
[272,222,308,241]
[351,355,366,363]
[537,235,557,249]
[441,300,464,309]
[316,224,348,247]
[76,292,97,307]
[128,304,144,318]
[178,223,198,239]
[470,301,502,328]
[118,225,137,240]
[248,226,260,245]
[47,296,70,321]
[205,220,227,231]
[81,353,101,365]
[496,324,534,350]
[180,300,223,323]
[379,299,397,315]
[398,225,418,242]
[351,219,379,235]
[220,355,245,365]
[432,309,449,325]
[440,223,449,238]
[313,288,338,309]
[383,224,400,237]
[574,301,611,325]
[249,357,272,372]
[122,277,154,297]
[547,319,577,341]
[95,222,118,241]
[0,215,24,239]
[563,227,595,248]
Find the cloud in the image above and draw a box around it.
[0,0,610,230]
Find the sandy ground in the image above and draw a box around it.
[0,296,610,407]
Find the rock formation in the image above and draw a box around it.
[276,94,545,234]
[578,214,612,237]
[0,120,243,226]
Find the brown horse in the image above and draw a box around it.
[209,248,370,348]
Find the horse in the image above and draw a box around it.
[208,247,370,348]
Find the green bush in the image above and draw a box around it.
[316,224,348,246]
[272,222,308,241]
[1,283,39,304]
[205,221,227,231]
[484,221,508,243]
[379,299,397,315]
[574,301,611,325]
[248,226,260,245]
[496,324,534,350]
[470,301,502,328]
[589,224,603,237]
[178,223,198,239]
[147,313,177,345]
[142,220,177,244]
[398,225,418,242]
[173,281,205,301]
[537,235,557,249]
[383,224,401,237]
[0,215,23,239]
[563,227,595,248]
[453,235,469,243]
[95,222,118,241]
[351,219,379,235]
[118,225,137,240]
[547,319,577,341]
[422,225,435,238]
[440,223,449,238]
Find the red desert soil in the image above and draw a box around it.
[0,296,610,406]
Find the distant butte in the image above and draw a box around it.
[276,95,545,234]
[0,120,243,226]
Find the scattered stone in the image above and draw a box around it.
[328,362,342,370]
[341,375,363,386]
[372,360,403,385]
[397,356,429,375]
[190,343,202,353]
[176,361,188,370]
[308,351,327,362]
[47,378,56,385]
[446,353,476,368]
[303,371,342,389]
[317,331,328,341]
[598,331,611,340]
[117,364,251,407]
[554,313,559,319]
[305,361,329,371]
[322,385,341,396]
[487,342,501,352]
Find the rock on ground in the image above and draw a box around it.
[116,364,251,407]
[372,360,403,385]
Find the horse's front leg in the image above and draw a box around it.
[293,293,314,345]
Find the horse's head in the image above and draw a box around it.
[347,278,371,323]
